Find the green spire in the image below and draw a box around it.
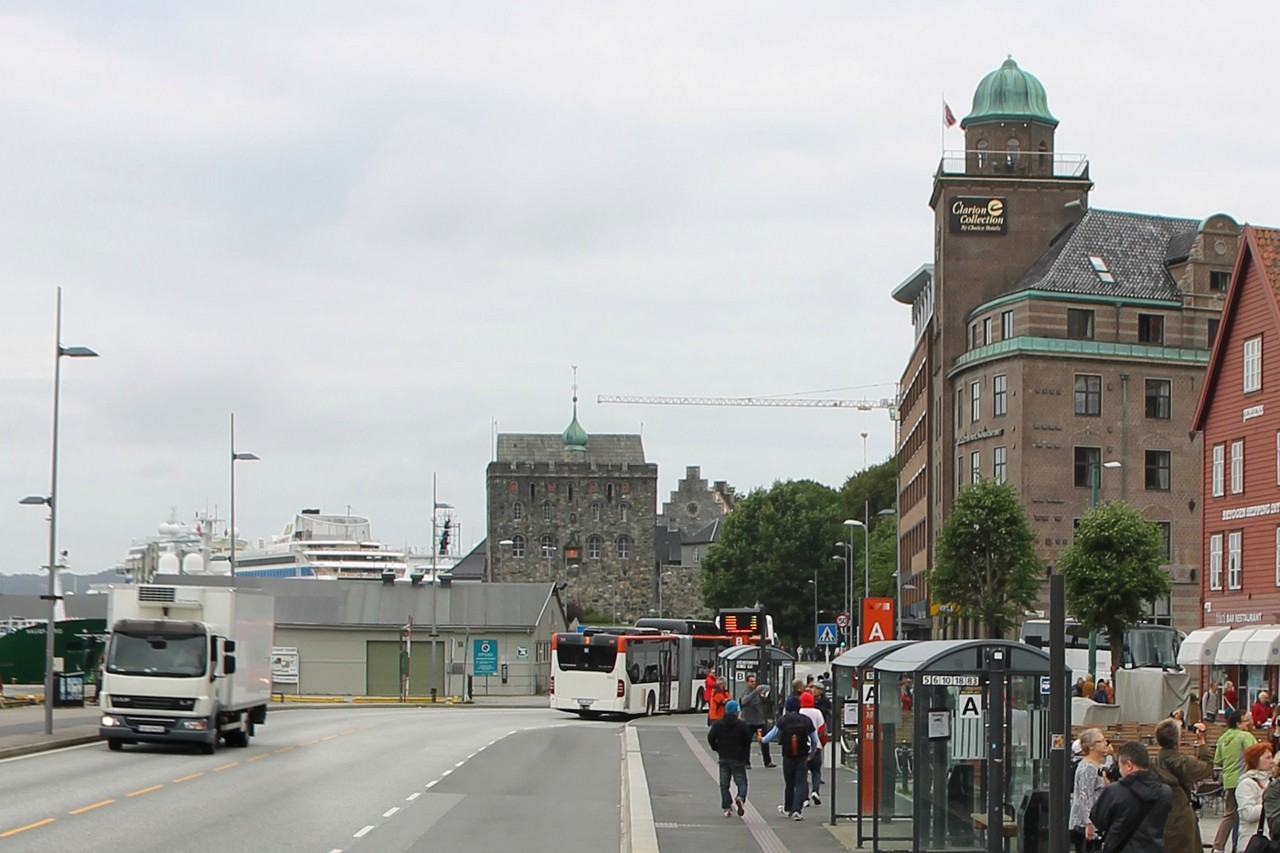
[962,55,1058,128]
[562,366,588,451]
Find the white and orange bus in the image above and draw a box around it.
[550,629,676,718]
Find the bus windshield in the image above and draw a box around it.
[555,642,617,673]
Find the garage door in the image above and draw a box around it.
[366,641,447,697]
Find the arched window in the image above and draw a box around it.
[511,535,526,558]
[512,501,523,521]
[976,138,988,170]
[588,535,602,560]
[1006,138,1020,167]
[591,503,602,522]
[540,535,556,558]
[542,501,553,522]
[616,535,632,561]
[567,484,574,502]
[620,503,630,522]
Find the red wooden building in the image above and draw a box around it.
[1189,226,1280,705]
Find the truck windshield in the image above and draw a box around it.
[106,631,207,677]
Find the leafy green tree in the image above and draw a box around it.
[931,479,1041,638]
[841,458,897,530]
[701,479,846,646]
[1057,501,1171,668]
[867,519,898,599]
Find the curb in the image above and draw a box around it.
[0,734,101,761]
[623,725,659,853]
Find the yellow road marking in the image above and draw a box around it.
[275,746,294,754]
[213,762,239,772]
[341,729,357,735]
[299,739,319,747]
[322,735,338,741]
[360,725,374,731]
[0,818,55,838]
[127,785,163,798]
[247,753,269,762]
[173,773,204,784]
[69,800,114,816]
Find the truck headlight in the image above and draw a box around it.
[176,720,209,731]
[100,715,122,727]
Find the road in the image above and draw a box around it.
[0,706,622,853]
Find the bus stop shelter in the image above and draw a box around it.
[719,644,795,718]
[830,640,913,842]
[866,640,1055,853]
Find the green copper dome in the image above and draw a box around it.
[962,56,1058,128]
[562,398,588,451]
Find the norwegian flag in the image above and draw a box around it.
[944,101,957,128]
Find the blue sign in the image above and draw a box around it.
[816,623,839,646]
[1040,675,1051,695]
[473,639,499,676]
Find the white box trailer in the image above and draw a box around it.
[98,585,274,754]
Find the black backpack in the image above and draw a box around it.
[778,714,811,760]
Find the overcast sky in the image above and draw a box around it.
[2,3,1274,574]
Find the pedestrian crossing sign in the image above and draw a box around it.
[816,623,838,646]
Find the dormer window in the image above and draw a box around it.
[1088,256,1115,284]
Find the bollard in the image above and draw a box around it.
[430,688,437,704]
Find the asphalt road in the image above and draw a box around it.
[0,706,623,853]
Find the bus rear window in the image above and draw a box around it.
[556,644,617,672]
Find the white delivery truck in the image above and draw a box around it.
[98,584,274,754]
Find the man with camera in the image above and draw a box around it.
[1090,740,1172,852]
[1152,718,1213,853]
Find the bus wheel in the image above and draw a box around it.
[646,692,656,716]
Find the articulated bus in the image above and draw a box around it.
[550,629,676,718]
[1019,619,1183,673]
[634,618,734,711]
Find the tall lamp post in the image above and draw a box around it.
[1086,459,1123,678]
[21,287,97,735]
[808,571,818,650]
[229,413,259,576]
[831,554,848,646]
[844,518,868,642]
[878,507,901,635]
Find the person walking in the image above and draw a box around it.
[1203,681,1222,725]
[1070,728,1111,852]
[738,675,775,769]
[1235,743,1272,840]
[707,699,754,818]
[798,691,828,806]
[707,677,732,728]
[703,671,717,711]
[1213,709,1259,853]
[1152,718,1213,853]
[762,695,819,820]
[1089,740,1172,853]
[1225,680,1239,717]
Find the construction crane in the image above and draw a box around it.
[597,394,898,417]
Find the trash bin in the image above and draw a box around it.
[54,672,85,708]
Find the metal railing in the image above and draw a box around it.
[938,149,1088,178]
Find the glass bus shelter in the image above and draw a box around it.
[718,644,795,719]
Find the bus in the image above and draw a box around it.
[550,629,676,718]
[1019,619,1183,673]
[634,618,734,711]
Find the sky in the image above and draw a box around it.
[2,2,1276,574]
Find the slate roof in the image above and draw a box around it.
[685,519,722,546]
[448,538,486,581]
[1003,209,1198,301]
[495,433,648,466]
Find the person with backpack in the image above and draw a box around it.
[798,691,828,806]
[1070,727,1111,852]
[1213,709,1259,853]
[1089,740,1173,853]
[762,694,819,820]
[1151,718,1212,853]
[707,699,755,818]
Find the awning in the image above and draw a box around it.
[1215,628,1261,666]
[1242,627,1280,665]
[1177,627,1230,667]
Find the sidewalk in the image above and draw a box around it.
[628,716,858,853]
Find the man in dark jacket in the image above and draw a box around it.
[737,675,774,769]
[762,695,819,820]
[708,699,754,817]
[1151,719,1212,853]
[1090,740,1173,852]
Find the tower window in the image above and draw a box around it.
[512,501,523,521]
[542,501,553,522]
[540,535,556,559]
[587,535,602,560]
[591,502,602,522]
[616,536,633,561]
[977,139,988,170]
[1005,138,1020,167]
[1211,271,1232,292]
[511,535,526,558]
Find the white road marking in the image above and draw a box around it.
[426,781,438,789]
[383,807,399,818]
[353,826,374,839]
[407,792,421,802]
[441,769,453,777]
[454,760,465,767]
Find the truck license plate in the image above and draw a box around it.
[137,725,166,733]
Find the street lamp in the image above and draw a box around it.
[24,287,97,735]
[1086,459,1123,678]
[808,571,818,651]
[878,507,900,635]
[844,516,868,598]
[831,554,848,645]
[229,412,259,577]
[658,570,674,618]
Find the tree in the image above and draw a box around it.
[931,479,1041,638]
[701,480,846,646]
[867,519,898,599]
[840,458,897,530]
[1057,501,1171,669]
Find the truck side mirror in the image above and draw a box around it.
[224,639,237,653]
[223,655,237,675]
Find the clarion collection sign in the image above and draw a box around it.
[950,197,1007,234]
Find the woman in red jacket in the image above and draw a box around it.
[707,677,732,728]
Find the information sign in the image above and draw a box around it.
[473,639,499,676]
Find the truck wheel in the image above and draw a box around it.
[200,735,217,755]
[107,740,123,752]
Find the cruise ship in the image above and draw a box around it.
[233,509,414,581]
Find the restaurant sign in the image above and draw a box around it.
[949,197,1007,234]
